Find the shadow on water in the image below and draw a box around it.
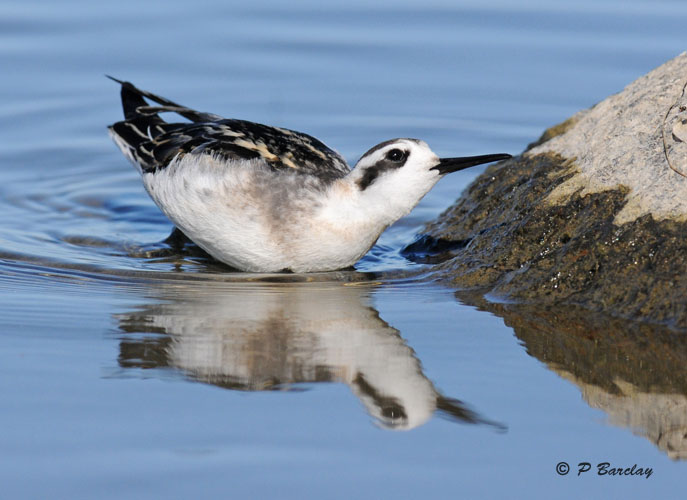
[459,292,687,460]
[113,276,505,431]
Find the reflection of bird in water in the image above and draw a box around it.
[108,78,510,272]
[117,281,504,431]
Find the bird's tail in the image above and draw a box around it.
[106,76,221,123]
[107,76,223,173]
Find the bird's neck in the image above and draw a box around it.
[322,175,422,232]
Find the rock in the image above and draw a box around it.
[424,53,687,328]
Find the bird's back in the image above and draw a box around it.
[107,78,350,181]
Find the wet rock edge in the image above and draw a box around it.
[424,151,687,330]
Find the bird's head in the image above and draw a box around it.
[350,138,510,220]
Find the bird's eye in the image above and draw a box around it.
[386,149,406,162]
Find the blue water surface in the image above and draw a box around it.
[1,0,685,498]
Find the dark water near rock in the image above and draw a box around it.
[1,0,685,497]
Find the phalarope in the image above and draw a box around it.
[108,78,511,272]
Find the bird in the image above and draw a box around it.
[107,77,511,273]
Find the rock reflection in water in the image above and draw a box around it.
[470,296,687,459]
[115,279,503,431]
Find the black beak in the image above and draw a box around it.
[431,153,512,175]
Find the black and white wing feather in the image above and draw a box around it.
[107,77,350,181]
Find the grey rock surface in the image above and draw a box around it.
[528,52,687,224]
[424,53,687,328]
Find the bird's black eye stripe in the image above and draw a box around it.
[356,145,411,190]
[386,148,407,162]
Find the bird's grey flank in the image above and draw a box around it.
[108,78,511,272]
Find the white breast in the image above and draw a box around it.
[141,155,387,272]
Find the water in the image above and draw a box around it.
[1,0,685,497]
